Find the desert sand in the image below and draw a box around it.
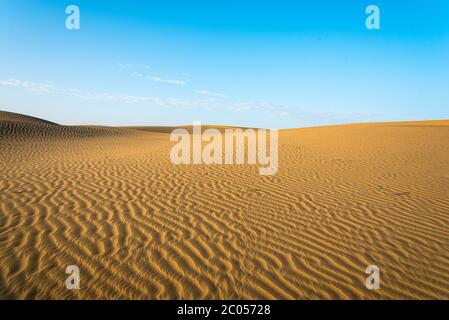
[1,110,449,299]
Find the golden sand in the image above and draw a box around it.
[1,111,448,299]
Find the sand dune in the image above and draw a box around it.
[124,125,254,134]
[0,110,58,125]
[1,110,449,299]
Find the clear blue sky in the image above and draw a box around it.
[0,0,448,128]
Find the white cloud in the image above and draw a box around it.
[130,71,144,78]
[0,78,217,108]
[196,90,226,98]
[0,79,56,93]
[65,90,152,104]
[232,101,380,124]
[117,62,185,86]
[145,76,185,86]
[67,89,216,107]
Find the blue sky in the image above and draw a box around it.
[0,0,448,128]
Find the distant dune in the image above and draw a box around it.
[1,110,449,299]
[124,125,255,134]
[0,110,58,125]
[0,110,136,139]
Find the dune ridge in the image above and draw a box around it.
[1,111,449,299]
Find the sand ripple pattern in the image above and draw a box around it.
[1,112,449,299]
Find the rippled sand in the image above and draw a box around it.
[1,110,448,299]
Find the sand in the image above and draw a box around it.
[1,110,449,299]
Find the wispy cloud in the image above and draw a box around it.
[0,78,216,108]
[196,89,226,98]
[0,79,56,93]
[231,100,380,125]
[130,71,144,78]
[71,91,218,108]
[118,62,185,86]
[5,78,341,123]
[146,76,185,86]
